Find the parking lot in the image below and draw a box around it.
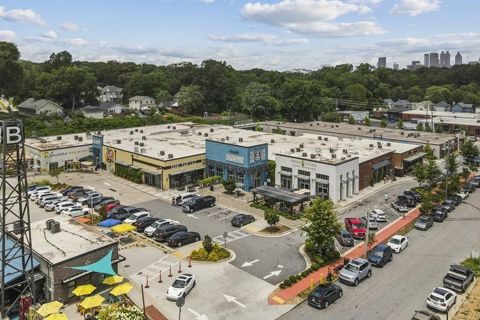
[279,185,480,320]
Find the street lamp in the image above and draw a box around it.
[364,203,371,258]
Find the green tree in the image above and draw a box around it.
[444,153,458,177]
[302,199,341,254]
[264,210,280,230]
[416,122,424,131]
[425,159,441,187]
[203,234,214,254]
[424,144,436,160]
[348,115,355,124]
[241,82,280,120]
[155,89,172,107]
[49,167,64,183]
[396,119,404,129]
[0,41,23,99]
[364,117,371,126]
[380,119,387,128]
[345,83,368,101]
[45,51,72,71]
[175,85,204,114]
[420,192,434,215]
[460,139,480,164]
[425,86,452,104]
[367,232,376,251]
[222,179,236,193]
[267,160,276,186]
[413,162,427,187]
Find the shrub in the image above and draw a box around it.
[191,244,230,262]
[311,263,320,271]
[279,283,286,289]
[301,271,308,277]
[295,274,302,281]
[283,279,292,287]
[325,250,341,262]
[288,275,297,283]
[312,255,324,266]
[203,235,214,254]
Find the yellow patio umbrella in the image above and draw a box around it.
[80,295,105,310]
[36,301,63,317]
[103,275,124,285]
[72,284,96,297]
[111,223,136,233]
[46,313,68,320]
[110,282,133,296]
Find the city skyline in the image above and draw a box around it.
[1,0,480,70]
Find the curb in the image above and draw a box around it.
[298,244,311,270]
[249,227,299,238]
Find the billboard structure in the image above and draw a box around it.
[0,119,35,317]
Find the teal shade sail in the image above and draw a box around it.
[69,250,116,276]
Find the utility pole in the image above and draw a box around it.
[364,204,370,258]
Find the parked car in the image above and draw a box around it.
[456,190,468,200]
[91,196,114,207]
[94,199,119,212]
[59,186,83,196]
[404,190,422,202]
[132,216,159,232]
[62,206,89,216]
[392,201,409,213]
[338,258,372,286]
[182,196,216,213]
[368,244,393,267]
[360,216,378,230]
[30,189,53,201]
[426,287,457,313]
[144,219,174,237]
[369,209,386,222]
[415,216,433,231]
[387,235,408,253]
[77,192,103,206]
[39,195,64,207]
[464,184,476,193]
[411,310,440,320]
[167,231,201,247]
[441,200,455,212]
[335,230,354,247]
[468,180,479,189]
[27,185,50,196]
[154,224,188,242]
[105,203,123,213]
[173,193,197,206]
[54,201,81,214]
[124,211,151,224]
[108,207,147,220]
[166,274,196,301]
[442,265,475,292]
[36,192,61,204]
[230,214,255,227]
[69,188,95,201]
[44,199,68,211]
[307,283,343,309]
[397,195,416,207]
[27,184,40,193]
[431,209,447,222]
[344,218,366,239]
[447,195,462,206]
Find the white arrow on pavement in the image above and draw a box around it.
[187,214,200,219]
[241,259,259,268]
[263,270,282,280]
[104,182,112,187]
[224,294,246,308]
[188,308,209,320]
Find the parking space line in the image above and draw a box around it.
[212,230,250,244]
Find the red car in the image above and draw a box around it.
[105,203,123,212]
[344,218,366,239]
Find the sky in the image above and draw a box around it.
[0,0,479,71]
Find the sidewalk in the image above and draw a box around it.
[269,207,422,305]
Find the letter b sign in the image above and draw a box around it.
[1,126,23,145]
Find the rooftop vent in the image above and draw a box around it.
[296,148,301,152]
[309,123,313,127]
[135,128,139,132]
[134,147,139,153]
[358,127,362,130]
[210,128,214,132]
[74,135,78,140]
[50,222,61,234]
[160,150,165,156]
[271,139,275,143]
[331,153,337,159]
[331,125,334,128]
[318,136,322,140]
[343,149,348,154]
[386,142,391,146]
[134,141,139,146]
[167,126,171,129]
[324,137,328,141]
[299,143,304,148]
[221,138,225,142]
[140,130,144,133]
[97,131,101,135]
[239,137,243,142]
[302,152,307,157]
[310,154,316,159]
[46,219,54,231]
[290,148,295,153]
[336,125,339,128]
[142,136,147,140]
[78,137,83,142]
[140,148,147,154]
[198,132,202,136]
[401,131,404,135]
[139,142,145,147]
[168,154,173,159]
[117,140,121,144]
[369,144,374,148]
[56,136,62,140]
[316,123,320,125]
[130,131,134,135]
[204,133,208,137]
[226,136,229,141]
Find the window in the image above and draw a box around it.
[207,165,215,177]
[228,169,235,180]
[298,170,310,177]
[316,173,329,181]
[281,175,292,190]
[216,167,223,177]
[253,171,261,188]
[298,178,310,190]
[280,166,292,172]
[316,182,329,199]
[237,172,245,184]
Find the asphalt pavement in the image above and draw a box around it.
[278,189,480,320]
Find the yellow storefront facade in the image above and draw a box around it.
[101,145,205,191]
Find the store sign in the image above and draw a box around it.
[0,125,22,145]
[291,159,318,170]
[249,147,267,164]
[226,153,244,164]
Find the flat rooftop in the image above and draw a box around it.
[260,121,456,145]
[28,215,116,265]
[403,110,480,119]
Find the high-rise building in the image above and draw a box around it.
[445,51,451,67]
[393,62,399,70]
[455,52,462,65]
[440,51,446,67]
[407,61,422,71]
[430,53,440,67]
[424,54,430,68]
[377,57,387,69]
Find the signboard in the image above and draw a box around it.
[226,153,244,164]
[0,125,22,145]
[249,147,267,164]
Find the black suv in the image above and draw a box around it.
[133,216,159,232]
[397,195,416,207]
[431,207,447,222]
[404,190,422,202]
[447,195,462,206]
[335,230,354,247]
[108,206,147,220]
[182,196,215,213]
[154,224,188,242]
[231,214,255,227]
[60,186,83,196]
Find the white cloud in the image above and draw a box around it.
[0,30,16,41]
[0,6,45,26]
[198,0,216,3]
[63,38,88,46]
[61,22,80,31]
[41,30,57,39]
[390,0,440,16]
[209,33,277,43]
[241,0,384,37]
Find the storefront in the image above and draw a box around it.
[92,134,104,169]
[205,140,268,191]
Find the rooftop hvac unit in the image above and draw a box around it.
[160,150,165,156]
[309,123,313,127]
[358,127,362,130]
[134,141,139,145]
[239,137,243,142]
[86,132,91,136]
[331,153,337,159]
[97,131,101,134]
[369,144,374,148]
[46,219,54,231]
[343,149,348,154]
[140,148,146,154]
[78,137,83,142]
[347,154,351,157]
[296,148,301,152]
[329,148,334,153]
[190,125,194,128]
[140,130,144,133]
[302,152,307,157]
[336,125,339,128]
[168,154,173,159]
[324,137,328,141]
[172,126,176,130]
[198,132,202,136]
[210,128,214,132]
[135,128,139,132]
[387,143,391,146]
[50,222,61,234]
[372,129,376,132]
[316,123,319,125]
[167,126,171,129]
[310,154,316,159]
[299,143,304,148]
[130,131,134,135]
[290,148,295,153]
[318,136,322,140]
[221,138,225,142]
[139,142,144,147]
[142,136,147,140]
[341,157,345,160]
[74,135,78,140]
[117,140,121,144]
[271,139,275,143]
[331,125,334,128]
[226,136,229,141]
[204,133,208,137]
[134,147,139,153]
[56,136,62,140]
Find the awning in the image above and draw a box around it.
[251,185,310,204]
[113,160,131,167]
[62,255,126,284]
[141,167,163,175]
[279,171,292,176]
[372,160,391,170]
[0,235,40,285]
[296,174,311,180]
[403,152,426,163]
[313,178,329,183]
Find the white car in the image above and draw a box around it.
[426,287,457,312]
[28,185,50,196]
[369,209,387,222]
[39,195,64,207]
[62,207,90,217]
[360,216,378,230]
[36,192,62,204]
[166,274,196,301]
[30,189,53,201]
[387,235,408,253]
[45,199,67,211]
[124,211,151,224]
[55,201,81,214]
[456,191,468,199]
[144,219,174,237]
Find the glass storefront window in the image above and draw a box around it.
[298,178,310,190]
[281,175,292,190]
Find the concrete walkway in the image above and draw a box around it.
[269,207,422,305]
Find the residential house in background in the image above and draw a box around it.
[431,101,451,112]
[99,86,123,103]
[99,102,127,114]
[17,98,63,116]
[452,102,474,113]
[411,101,433,111]
[383,99,394,109]
[128,96,156,110]
[392,100,412,112]
[79,105,105,119]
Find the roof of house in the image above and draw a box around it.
[435,101,451,108]
[99,102,126,109]
[80,105,105,113]
[394,100,411,105]
[17,98,63,111]
[101,86,122,93]
[453,102,473,109]
[129,96,154,102]
[383,99,394,104]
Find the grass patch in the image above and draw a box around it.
[190,244,231,262]
[461,257,480,276]
[260,225,290,234]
